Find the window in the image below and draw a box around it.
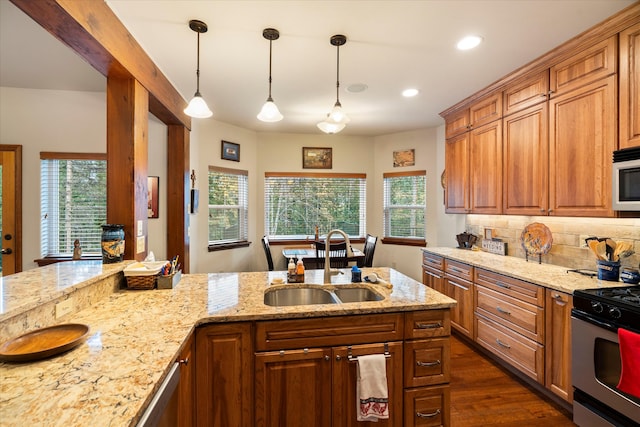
[264,172,366,240]
[383,170,426,245]
[40,152,107,257]
[208,166,249,249]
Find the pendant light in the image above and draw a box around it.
[257,28,283,122]
[184,19,213,119]
[317,34,350,134]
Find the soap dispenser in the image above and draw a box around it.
[351,265,362,283]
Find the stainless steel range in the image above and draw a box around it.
[572,286,640,427]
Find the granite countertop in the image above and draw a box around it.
[423,247,631,294]
[0,266,455,426]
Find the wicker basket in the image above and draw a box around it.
[125,274,158,290]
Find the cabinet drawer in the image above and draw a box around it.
[444,259,473,281]
[404,338,450,388]
[550,36,616,95]
[475,315,544,384]
[474,268,543,307]
[404,385,450,427]
[405,310,450,339]
[422,252,444,270]
[475,285,544,343]
[255,313,403,351]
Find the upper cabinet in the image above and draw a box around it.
[619,22,640,149]
[441,3,640,217]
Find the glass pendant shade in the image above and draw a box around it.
[328,102,350,124]
[317,116,346,134]
[257,98,283,122]
[184,92,213,118]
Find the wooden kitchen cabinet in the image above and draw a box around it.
[444,108,471,139]
[422,252,445,295]
[502,102,549,215]
[469,120,503,214]
[503,70,550,117]
[444,260,474,339]
[195,322,253,427]
[548,74,616,217]
[619,22,640,149]
[177,333,195,427]
[444,132,470,213]
[545,289,573,403]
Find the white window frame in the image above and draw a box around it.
[382,170,427,246]
[208,166,249,250]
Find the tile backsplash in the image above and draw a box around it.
[465,215,640,271]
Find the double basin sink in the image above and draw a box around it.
[264,285,385,307]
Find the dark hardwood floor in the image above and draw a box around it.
[450,334,575,426]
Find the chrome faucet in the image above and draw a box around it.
[323,229,353,282]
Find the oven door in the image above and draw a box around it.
[572,315,640,425]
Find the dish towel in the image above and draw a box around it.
[617,328,640,399]
[356,354,389,422]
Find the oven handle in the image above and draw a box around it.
[571,309,618,333]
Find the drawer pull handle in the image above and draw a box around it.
[416,322,442,329]
[417,360,441,367]
[449,266,462,274]
[496,306,511,315]
[496,282,511,289]
[496,338,511,349]
[416,409,441,419]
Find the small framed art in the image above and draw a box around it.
[147,176,159,219]
[393,149,415,167]
[302,147,332,169]
[221,140,240,162]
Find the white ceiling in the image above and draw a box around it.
[1,0,636,136]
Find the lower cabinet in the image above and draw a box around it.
[545,289,573,403]
[195,322,253,426]
[196,311,452,427]
[177,333,196,427]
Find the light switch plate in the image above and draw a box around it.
[55,298,74,319]
[137,220,143,237]
[136,236,145,254]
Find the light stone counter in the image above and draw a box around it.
[423,247,631,293]
[0,266,455,426]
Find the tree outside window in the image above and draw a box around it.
[383,170,426,246]
[208,166,248,248]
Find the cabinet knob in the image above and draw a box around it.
[548,209,553,213]
[336,355,342,361]
[324,355,330,361]
[178,358,189,365]
[540,208,545,212]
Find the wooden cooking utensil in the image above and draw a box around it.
[588,240,603,259]
[595,241,608,261]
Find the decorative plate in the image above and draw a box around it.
[520,222,553,255]
[0,323,90,362]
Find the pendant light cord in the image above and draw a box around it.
[195,31,201,94]
[335,44,341,105]
[268,39,273,99]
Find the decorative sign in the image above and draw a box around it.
[482,239,508,256]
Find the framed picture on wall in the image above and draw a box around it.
[302,147,332,169]
[393,149,415,167]
[221,140,240,161]
[148,176,159,218]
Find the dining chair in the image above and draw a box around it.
[361,234,378,267]
[262,235,274,271]
[314,241,348,268]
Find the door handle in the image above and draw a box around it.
[1,248,12,255]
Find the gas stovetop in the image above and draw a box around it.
[573,285,640,332]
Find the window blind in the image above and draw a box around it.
[264,172,366,239]
[40,154,107,257]
[208,166,249,244]
[383,171,426,239]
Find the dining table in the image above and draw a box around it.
[282,246,365,269]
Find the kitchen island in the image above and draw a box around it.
[0,263,455,426]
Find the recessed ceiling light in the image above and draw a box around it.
[457,35,483,51]
[347,83,368,93]
[402,88,419,98]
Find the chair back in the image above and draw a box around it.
[315,241,348,268]
[262,235,274,271]
[362,234,378,267]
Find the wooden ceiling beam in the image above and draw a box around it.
[10,0,191,129]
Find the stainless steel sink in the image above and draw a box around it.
[264,287,338,306]
[333,287,384,303]
[264,285,385,306]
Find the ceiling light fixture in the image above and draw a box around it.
[402,88,419,97]
[317,34,350,134]
[457,35,483,51]
[184,19,213,119]
[257,28,283,122]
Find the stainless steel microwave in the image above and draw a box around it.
[612,147,640,211]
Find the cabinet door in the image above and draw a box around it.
[620,22,640,149]
[332,342,403,427]
[503,70,549,116]
[469,120,502,214]
[469,92,502,129]
[255,348,332,427]
[444,133,470,213]
[423,265,445,295]
[177,333,195,427]
[503,102,549,215]
[445,276,474,339]
[545,290,573,403]
[444,108,470,139]
[548,75,616,217]
[195,323,253,427]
